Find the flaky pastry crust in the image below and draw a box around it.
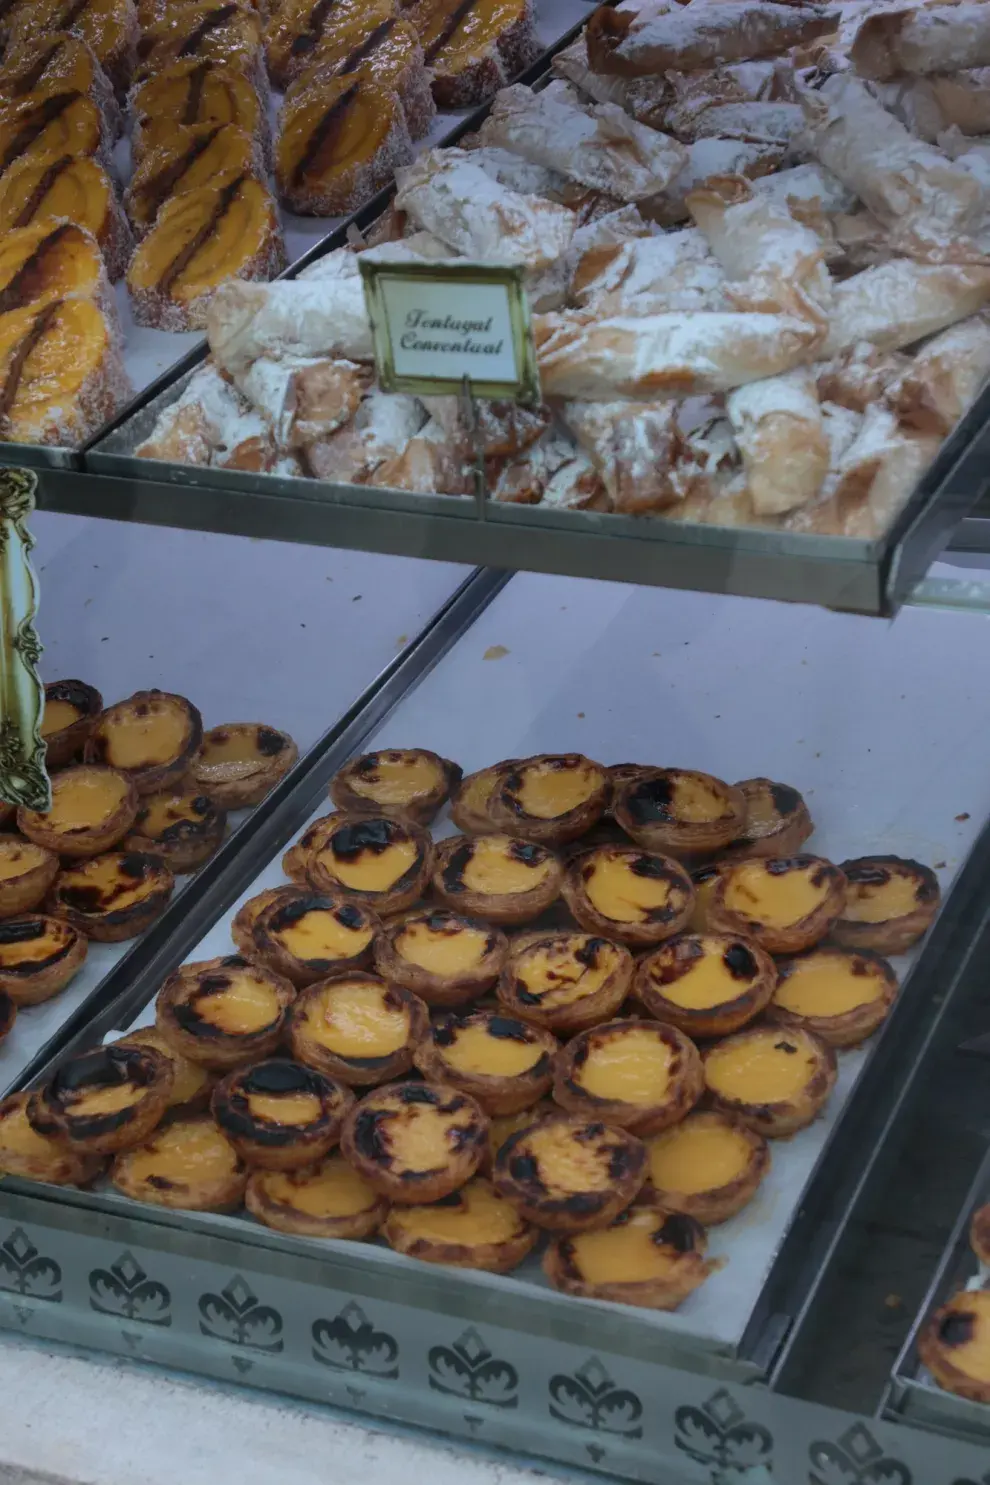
[634,931,777,1039]
[0,914,87,1005]
[614,767,747,864]
[553,1018,704,1137]
[341,1080,489,1203]
[374,907,509,1006]
[432,834,564,925]
[18,765,138,858]
[330,748,461,825]
[544,1206,717,1309]
[84,689,203,795]
[497,931,634,1035]
[414,1009,557,1115]
[562,844,695,949]
[493,1114,646,1232]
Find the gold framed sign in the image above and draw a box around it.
[359,259,540,404]
[0,468,50,812]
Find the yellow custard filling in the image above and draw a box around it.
[0,841,49,880]
[655,941,755,1009]
[60,855,158,910]
[101,707,188,769]
[247,1091,322,1125]
[348,752,441,805]
[260,1155,378,1217]
[458,769,498,814]
[200,730,263,764]
[0,1100,62,1161]
[137,791,209,836]
[0,923,70,966]
[584,855,673,923]
[567,1207,682,1284]
[124,1120,239,1184]
[461,837,552,895]
[774,953,886,1016]
[390,1179,523,1245]
[843,873,920,923]
[41,697,82,735]
[524,1122,613,1193]
[515,761,598,819]
[516,937,618,1007]
[396,917,490,975]
[490,1106,544,1161]
[312,980,409,1058]
[673,773,731,823]
[45,770,129,830]
[648,1116,753,1193]
[277,909,373,960]
[120,1029,209,1107]
[442,1023,543,1077]
[723,861,829,927]
[705,1034,817,1104]
[690,871,719,932]
[193,972,281,1034]
[384,1102,464,1172]
[323,837,417,892]
[577,1028,674,1105]
[933,1293,990,1381]
[70,1082,145,1117]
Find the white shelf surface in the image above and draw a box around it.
[0,511,466,1097]
[116,571,990,1354]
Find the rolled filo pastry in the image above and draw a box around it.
[655,137,788,224]
[690,102,806,148]
[803,74,986,250]
[726,368,829,515]
[871,72,990,143]
[477,82,687,201]
[233,357,370,448]
[586,2,838,78]
[887,314,990,434]
[823,259,990,356]
[816,342,910,413]
[664,62,778,137]
[851,6,990,82]
[552,40,674,128]
[533,309,822,400]
[207,278,374,374]
[785,405,935,538]
[570,229,728,312]
[559,400,682,512]
[687,174,832,323]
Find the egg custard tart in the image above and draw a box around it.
[0,837,58,918]
[494,1114,646,1232]
[689,863,721,932]
[330,748,461,826]
[703,1025,836,1137]
[374,907,507,1006]
[212,1058,353,1170]
[342,1080,488,1203]
[634,932,777,1040]
[231,884,302,956]
[708,855,847,955]
[249,890,379,987]
[246,1151,388,1238]
[33,1044,173,1155]
[288,972,428,1086]
[544,1206,716,1310]
[51,851,174,941]
[0,914,86,1005]
[125,788,226,872]
[84,690,202,795]
[0,1092,103,1185]
[498,931,634,1035]
[282,813,337,884]
[831,855,940,955]
[450,761,517,834]
[554,1019,704,1137]
[114,1024,213,1117]
[18,764,138,858]
[156,955,295,1069]
[432,833,563,925]
[614,767,747,865]
[643,1110,769,1224]
[0,990,14,1046]
[562,844,694,949]
[486,753,609,846]
[187,722,298,809]
[112,1116,247,1211]
[920,1289,990,1403]
[384,1176,539,1274]
[724,778,814,861]
[39,678,102,769]
[306,815,433,917]
[415,1009,557,1115]
[971,1204,990,1267]
[768,947,898,1048]
[485,1098,555,1173]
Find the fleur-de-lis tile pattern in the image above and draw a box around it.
[198,1275,283,1352]
[311,1302,399,1378]
[0,1228,61,1301]
[674,1387,774,1476]
[809,1422,913,1485]
[90,1252,171,1326]
[549,1357,643,1438]
[429,1327,519,1408]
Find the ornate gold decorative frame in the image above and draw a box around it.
[0,468,50,811]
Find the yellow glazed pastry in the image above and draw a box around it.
[246,1151,388,1238]
[288,972,428,1085]
[0,913,86,1005]
[341,1080,488,1203]
[432,833,563,925]
[39,678,102,769]
[493,1114,646,1232]
[634,931,777,1039]
[643,1110,769,1223]
[497,931,634,1035]
[486,753,608,845]
[562,844,694,948]
[156,954,295,1069]
[115,1025,213,1116]
[831,855,939,955]
[18,764,137,858]
[375,907,508,1006]
[0,1092,103,1186]
[51,851,175,942]
[112,1116,248,1211]
[768,947,898,1047]
[449,762,516,834]
[544,1206,716,1309]
[703,1024,836,1137]
[920,1289,990,1404]
[212,1058,353,1170]
[384,1176,539,1273]
[187,722,298,808]
[689,864,721,932]
[553,1018,704,1136]
[125,787,226,872]
[85,690,203,795]
[249,890,379,987]
[307,814,433,915]
[414,1009,557,1114]
[614,767,746,864]
[708,855,847,954]
[330,748,461,825]
[32,1044,174,1156]
[723,778,813,860]
[0,836,59,918]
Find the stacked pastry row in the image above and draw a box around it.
[0,748,942,1312]
[136,0,990,536]
[0,682,297,1049]
[922,1197,990,1403]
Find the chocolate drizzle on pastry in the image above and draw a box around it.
[339,15,397,73]
[0,92,82,174]
[12,155,76,228]
[291,81,360,187]
[177,4,240,58]
[158,172,247,293]
[290,0,339,56]
[59,0,95,28]
[0,222,75,313]
[9,41,65,96]
[424,0,480,63]
[139,126,224,215]
[0,300,60,432]
[181,60,212,125]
